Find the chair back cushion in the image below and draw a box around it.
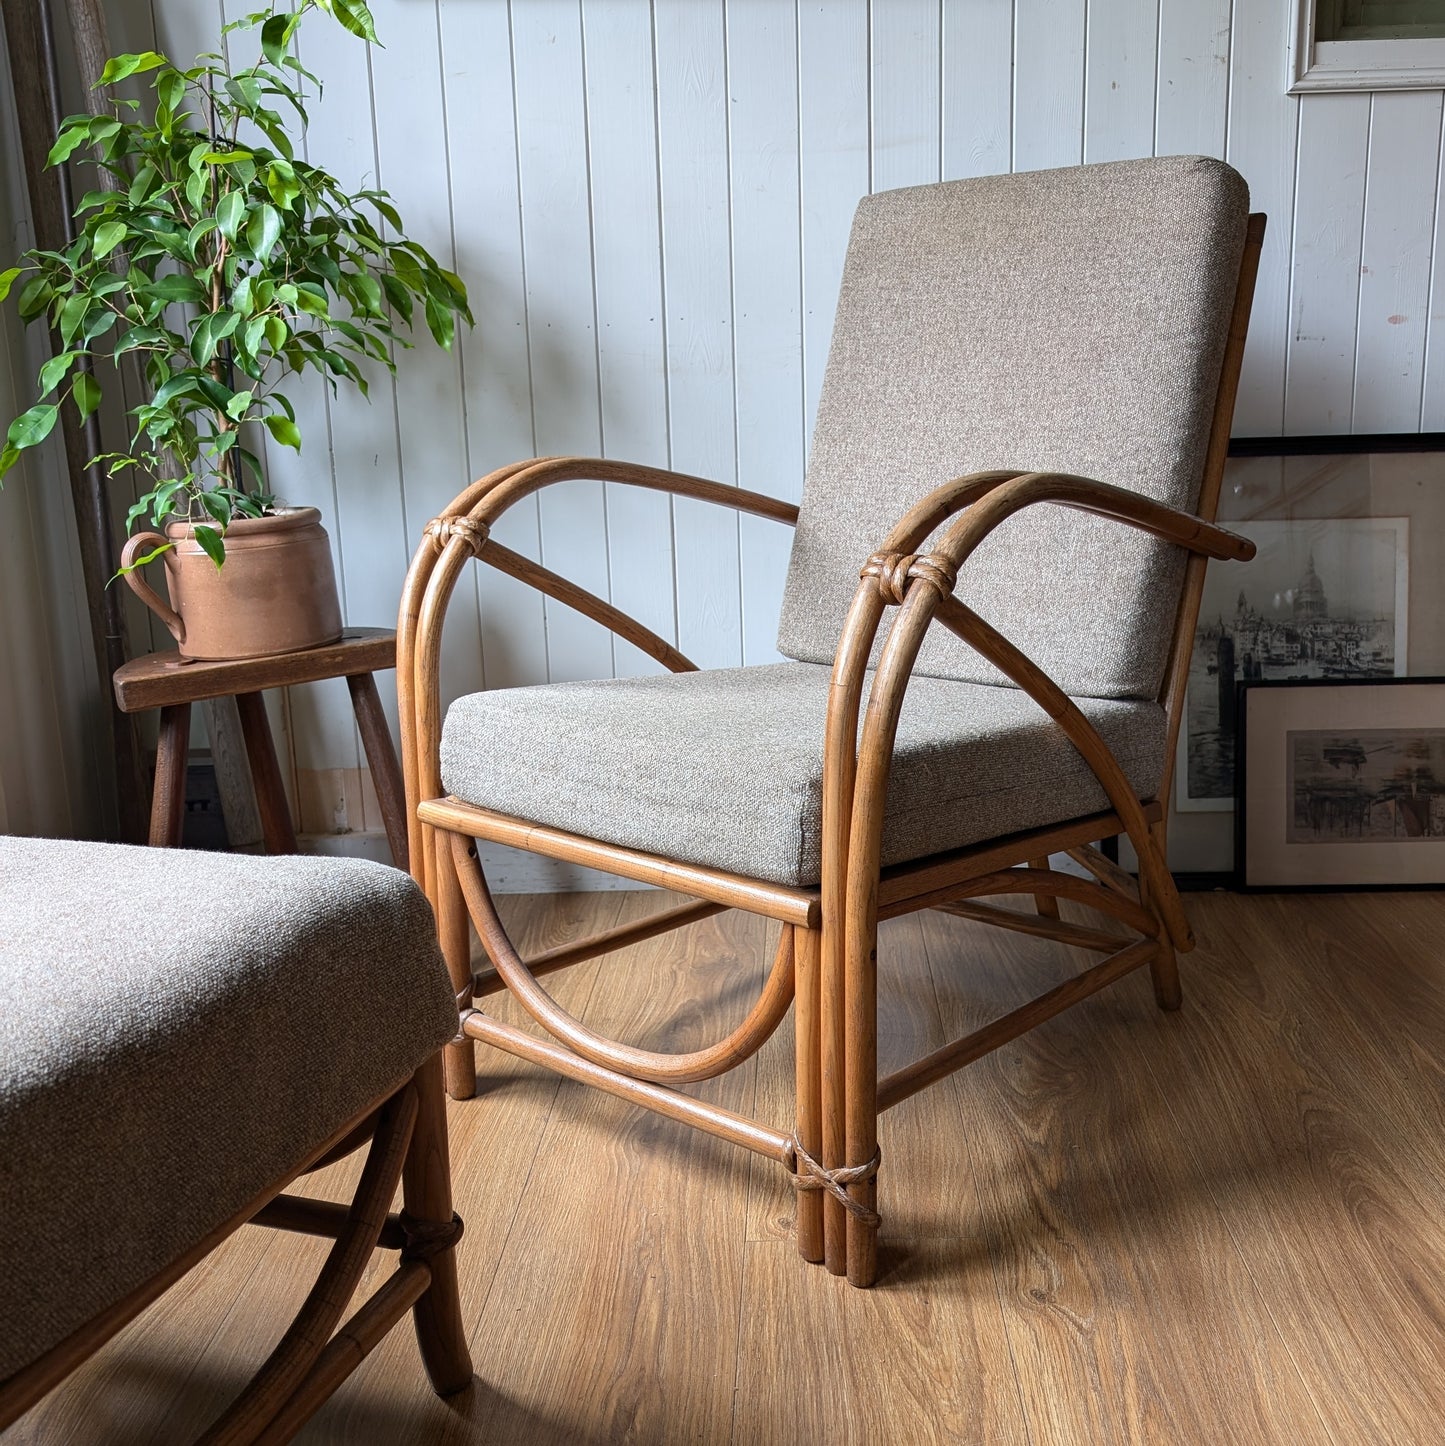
[776,155,1249,700]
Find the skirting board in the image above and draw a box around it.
[296,831,650,893]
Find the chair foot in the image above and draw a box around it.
[444,1037,478,1099]
[1150,940,1183,1012]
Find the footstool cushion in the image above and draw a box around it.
[0,838,457,1383]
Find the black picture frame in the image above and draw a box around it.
[1234,675,1445,893]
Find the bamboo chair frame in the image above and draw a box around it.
[399,215,1265,1288]
[0,1054,471,1441]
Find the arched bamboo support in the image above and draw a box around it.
[452,835,797,1086]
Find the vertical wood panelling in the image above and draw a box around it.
[1155,0,1230,157]
[366,0,481,711]
[1226,0,1299,436]
[1284,95,1370,435]
[655,0,742,671]
[581,0,677,678]
[1084,0,1159,163]
[941,0,1012,181]
[1353,92,1443,433]
[798,0,867,447]
[870,0,941,193]
[32,0,1440,861]
[727,0,803,667]
[1014,0,1086,172]
[511,0,612,685]
[438,0,549,693]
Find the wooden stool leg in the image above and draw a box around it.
[346,671,410,871]
[793,924,824,1263]
[235,690,298,854]
[149,704,192,846]
[1028,856,1060,918]
[403,1052,473,1396]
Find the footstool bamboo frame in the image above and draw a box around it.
[399,215,1264,1290]
[0,1054,470,1443]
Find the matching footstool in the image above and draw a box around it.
[0,838,472,1442]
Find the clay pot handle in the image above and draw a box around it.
[119,531,185,647]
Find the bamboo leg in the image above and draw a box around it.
[235,690,298,854]
[148,703,191,846]
[436,831,477,1099]
[1144,821,1183,1011]
[1028,855,1060,918]
[821,914,847,1275]
[792,924,824,1263]
[844,914,879,1288]
[403,1053,473,1395]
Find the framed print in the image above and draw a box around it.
[1165,433,1445,883]
[1235,677,1445,891]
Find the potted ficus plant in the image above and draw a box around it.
[0,0,470,660]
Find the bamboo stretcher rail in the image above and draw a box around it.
[453,835,796,1084]
[882,867,1157,934]
[1066,843,1141,901]
[461,1009,795,1163]
[931,899,1127,953]
[877,937,1160,1112]
[419,798,820,927]
[473,898,728,998]
[251,1262,434,1446]
[251,1195,408,1251]
[197,1087,420,1445]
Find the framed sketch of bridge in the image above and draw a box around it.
[1236,678,1445,891]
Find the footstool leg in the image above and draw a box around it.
[149,704,192,846]
[403,1053,473,1395]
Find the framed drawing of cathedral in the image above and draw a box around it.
[1163,435,1445,880]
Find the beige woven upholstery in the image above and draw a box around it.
[442,662,1166,887]
[0,839,456,1384]
[778,154,1249,700]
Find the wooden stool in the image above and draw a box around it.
[113,627,408,869]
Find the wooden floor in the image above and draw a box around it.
[8,886,1445,1444]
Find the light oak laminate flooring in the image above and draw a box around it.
[7,889,1445,1445]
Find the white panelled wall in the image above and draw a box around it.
[50,1,1445,869]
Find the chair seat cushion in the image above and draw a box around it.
[441,662,1166,888]
[0,841,455,1384]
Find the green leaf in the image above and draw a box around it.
[202,149,253,165]
[149,273,207,304]
[318,0,380,44]
[72,371,102,421]
[113,325,168,358]
[246,202,282,261]
[263,413,301,451]
[59,293,89,343]
[0,442,22,479]
[264,315,288,352]
[128,164,160,206]
[423,293,454,350]
[261,12,291,67]
[114,539,175,576]
[224,388,254,420]
[97,50,168,86]
[6,403,59,451]
[265,161,301,210]
[242,315,267,357]
[92,220,127,260]
[185,218,219,257]
[192,524,226,568]
[156,68,185,114]
[38,350,79,396]
[0,266,22,303]
[45,123,89,167]
[16,276,52,320]
[216,190,246,243]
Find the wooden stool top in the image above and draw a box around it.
[113,627,397,712]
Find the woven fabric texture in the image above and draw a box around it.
[776,154,1249,701]
[0,840,455,1383]
[441,662,1165,887]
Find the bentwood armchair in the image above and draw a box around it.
[399,156,1264,1288]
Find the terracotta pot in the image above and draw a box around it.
[120,507,344,661]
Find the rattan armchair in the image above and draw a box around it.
[399,156,1265,1287]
